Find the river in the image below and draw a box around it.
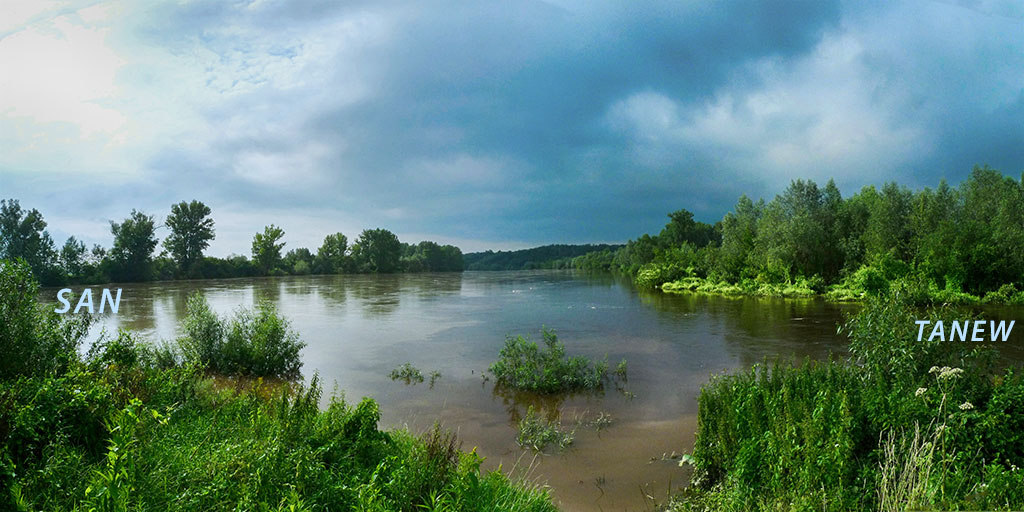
[82,270,861,511]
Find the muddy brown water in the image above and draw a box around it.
[70,270,1023,511]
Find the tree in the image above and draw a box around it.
[352,228,402,273]
[0,199,58,283]
[165,200,215,275]
[283,248,314,275]
[59,236,87,282]
[659,209,719,249]
[717,195,762,280]
[315,232,348,274]
[252,225,286,275]
[110,210,159,282]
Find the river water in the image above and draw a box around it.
[82,270,862,510]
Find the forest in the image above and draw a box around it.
[0,199,463,286]
[574,166,1024,304]
[463,244,621,271]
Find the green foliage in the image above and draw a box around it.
[109,210,159,282]
[0,199,60,285]
[252,224,286,276]
[175,293,306,379]
[677,289,1024,511]
[315,232,349,274]
[1,273,555,511]
[389,363,424,384]
[516,406,574,452]
[0,259,90,380]
[164,200,215,276]
[489,328,620,394]
[352,228,402,273]
[574,167,1024,304]
[467,244,620,271]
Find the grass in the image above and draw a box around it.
[0,259,559,511]
[516,406,575,452]
[489,328,625,394]
[670,290,1024,511]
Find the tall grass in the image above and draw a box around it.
[676,289,1024,511]
[0,261,558,511]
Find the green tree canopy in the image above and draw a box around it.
[110,210,159,282]
[0,199,58,283]
[252,225,286,275]
[315,232,348,274]
[353,228,401,273]
[165,200,215,275]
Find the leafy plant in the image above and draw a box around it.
[489,328,621,394]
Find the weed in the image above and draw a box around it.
[489,328,623,394]
[516,406,574,452]
[389,363,424,384]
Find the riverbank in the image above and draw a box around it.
[659,274,1024,306]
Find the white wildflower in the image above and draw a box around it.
[959,401,974,411]
[938,367,964,380]
[915,387,927,397]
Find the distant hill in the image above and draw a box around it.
[463,244,623,271]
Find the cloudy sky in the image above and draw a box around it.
[2,0,1023,255]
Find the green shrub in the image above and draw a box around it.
[489,328,620,393]
[0,259,90,380]
[679,289,1024,511]
[176,294,305,379]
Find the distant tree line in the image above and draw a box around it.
[573,166,1024,302]
[463,244,623,271]
[0,199,463,286]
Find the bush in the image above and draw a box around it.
[489,328,621,394]
[176,293,305,379]
[678,289,1024,511]
[0,259,91,380]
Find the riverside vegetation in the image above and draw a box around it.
[488,328,627,394]
[574,166,1024,304]
[0,198,463,286]
[0,259,556,511]
[669,283,1024,511]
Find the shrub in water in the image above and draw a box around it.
[177,293,305,379]
[489,328,621,394]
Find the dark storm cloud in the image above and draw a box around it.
[3,0,1023,253]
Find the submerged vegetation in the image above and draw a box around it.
[0,259,557,511]
[575,166,1024,304]
[390,362,425,384]
[516,406,575,452]
[489,328,625,394]
[671,285,1024,511]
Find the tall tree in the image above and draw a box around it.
[165,200,215,275]
[110,210,159,282]
[352,228,402,273]
[252,225,286,275]
[59,236,87,282]
[315,232,348,274]
[0,199,58,283]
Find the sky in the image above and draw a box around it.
[2,0,1023,256]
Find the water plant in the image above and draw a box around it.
[516,406,574,452]
[390,362,425,384]
[0,264,558,512]
[489,328,624,393]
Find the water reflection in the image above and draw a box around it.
[81,270,1024,511]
